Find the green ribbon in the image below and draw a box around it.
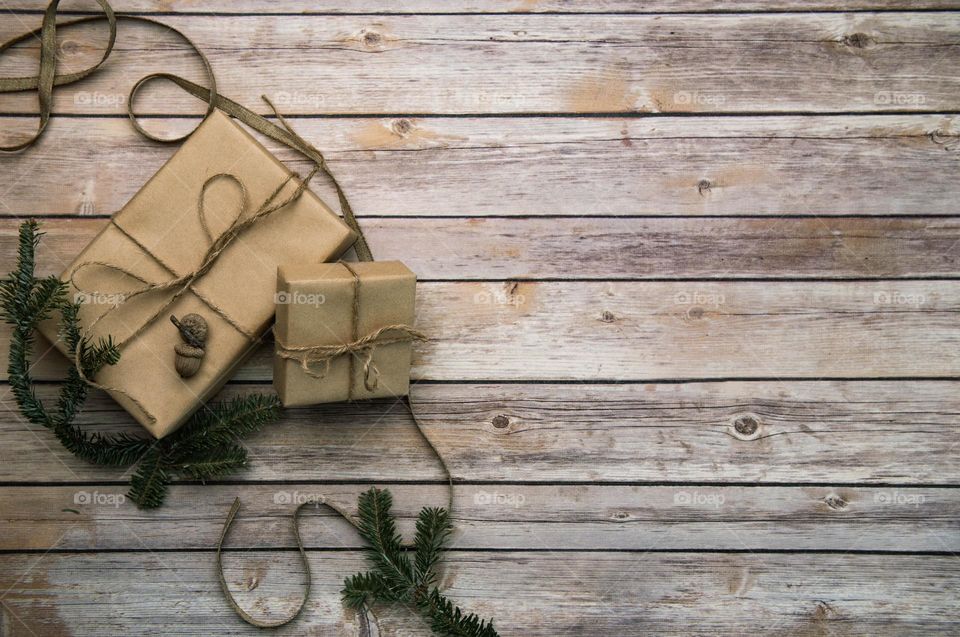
[0,0,372,261]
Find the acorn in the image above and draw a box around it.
[170,313,208,378]
[174,342,205,377]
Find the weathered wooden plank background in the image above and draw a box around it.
[1,1,959,636]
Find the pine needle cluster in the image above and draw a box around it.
[1,220,281,508]
[343,488,500,637]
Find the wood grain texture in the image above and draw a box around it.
[1,13,958,115]
[3,484,956,551]
[6,216,960,280]
[2,115,957,217]
[2,382,957,483]
[7,1,960,13]
[3,281,958,381]
[1,551,957,636]
[1,4,958,634]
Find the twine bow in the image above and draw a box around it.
[278,324,427,392]
[276,262,426,399]
[69,166,319,424]
[73,169,317,345]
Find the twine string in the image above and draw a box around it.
[275,262,427,398]
[68,168,318,424]
[277,324,428,387]
[3,0,451,629]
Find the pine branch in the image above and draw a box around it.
[2,220,281,509]
[130,396,280,506]
[343,488,500,637]
[355,487,415,598]
[420,588,500,637]
[27,277,67,320]
[342,572,394,609]
[166,394,281,456]
[55,427,156,467]
[173,444,248,479]
[128,449,170,509]
[414,507,452,587]
[357,488,404,558]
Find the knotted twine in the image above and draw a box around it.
[70,167,320,425]
[2,0,455,629]
[275,262,428,399]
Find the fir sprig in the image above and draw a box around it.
[343,488,500,637]
[1,220,281,508]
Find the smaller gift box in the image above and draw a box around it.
[273,261,423,406]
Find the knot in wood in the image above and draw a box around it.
[491,414,510,429]
[58,39,80,56]
[731,413,761,439]
[823,493,848,511]
[392,118,413,136]
[842,33,872,48]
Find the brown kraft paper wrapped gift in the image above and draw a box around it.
[37,109,357,438]
[274,261,421,407]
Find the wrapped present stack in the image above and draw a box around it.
[38,109,359,438]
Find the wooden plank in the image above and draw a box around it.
[2,281,959,381]
[0,551,957,636]
[2,381,957,483]
[1,14,959,115]
[2,484,956,552]
[1,115,957,217]
[7,1,960,13]
[6,216,960,280]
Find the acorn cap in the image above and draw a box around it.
[177,313,208,345]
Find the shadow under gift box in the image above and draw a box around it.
[37,109,357,439]
[274,261,416,407]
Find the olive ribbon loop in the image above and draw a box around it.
[216,497,315,629]
[216,394,454,629]
[0,0,372,261]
